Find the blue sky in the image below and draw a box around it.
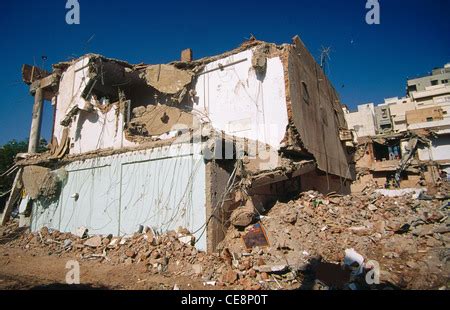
[0,0,449,145]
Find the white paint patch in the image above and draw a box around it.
[54,56,136,155]
[193,49,288,150]
[69,104,136,154]
[54,57,91,145]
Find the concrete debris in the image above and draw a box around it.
[230,204,256,228]
[282,209,298,224]
[108,238,120,248]
[63,239,72,249]
[143,64,193,95]
[132,106,147,118]
[375,188,426,198]
[178,235,194,246]
[217,187,450,289]
[203,281,216,287]
[1,183,449,291]
[367,204,378,212]
[253,264,288,273]
[83,236,102,248]
[74,226,88,238]
[181,48,193,63]
[128,104,196,140]
[251,51,267,74]
[192,264,203,275]
[221,269,238,284]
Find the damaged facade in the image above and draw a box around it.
[345,63,450,192]
[1,36,355,252]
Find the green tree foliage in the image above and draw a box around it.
[0,139,48,194]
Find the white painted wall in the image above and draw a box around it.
[31,143,208,250]
[69,103,136,154]
[54,56,136,155]
[193,49,289,150]
[344,103,377,138]
[417,134,450,164]
[54,50,289,155]
[54,56,91,145]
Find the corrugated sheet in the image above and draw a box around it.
[31,143,207,250]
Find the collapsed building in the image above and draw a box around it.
[0,36,355,252]
[350,130,443,192]
[345,64,450,193]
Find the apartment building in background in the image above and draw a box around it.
[345,63,450,191]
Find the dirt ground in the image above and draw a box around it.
[0,246,213,290]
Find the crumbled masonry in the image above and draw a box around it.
[1,184,448,290]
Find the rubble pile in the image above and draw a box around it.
[1,187,449,290]
[220,188,450,289]
[1,223,265,289]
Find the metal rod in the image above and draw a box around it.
[196,58,247,76]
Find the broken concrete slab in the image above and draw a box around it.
[143,64,193,95]
[132,106,146,118]
[253,264,288,273]
[230,202,256,228]
[21,166,51,200]
[128,104,197,139]
[179,235,194,245]
[181,48,193,62]
[83,236,102,248]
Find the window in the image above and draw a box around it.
[408,85,417,92]
[442,79,449,84]
[427,117,433,122]
[373,141,401,161]
[431,80,439,86]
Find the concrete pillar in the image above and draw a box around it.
[28,87,44,153]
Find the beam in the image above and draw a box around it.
[0,169,23,226]
[22,64,49,85]
[30,73,59,91]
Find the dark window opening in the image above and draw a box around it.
[407,85,417,92]
[402,173,409,181]
[373,141,401,161]
[431,80,439,86]
[426,117,433,122]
